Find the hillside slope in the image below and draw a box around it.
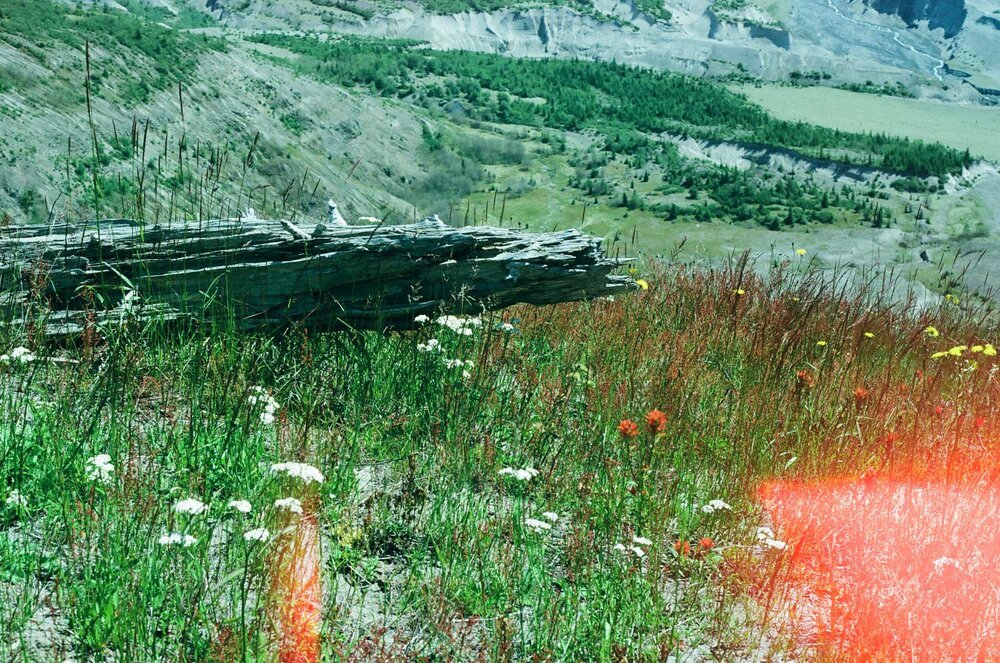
[1,0,999,308]
[165,0,1000,100]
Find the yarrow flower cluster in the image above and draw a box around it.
[498,467,539,482]
[614,535,652,559]
[932,556,962,574]
[173,498,208,515]
[524,517,552,533]
[417,338,441,353]
[4,489,27,509]
[414,314,430,324]
[228,499,252,514]
[85,454,115,484]
[0,347,36,364]
[243,528,270,542]
[756,526,787,550]
[436,315,482,336]
[701,499,732,514]
[274,497,303,514]
[248,386,280,425]
[270,462,325,485]
[158,532,197,547]
[524,511,559,533]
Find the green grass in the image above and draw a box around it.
[736,84,1000,164]
[1,256,998,660]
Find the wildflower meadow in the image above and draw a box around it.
[1,256,998,660]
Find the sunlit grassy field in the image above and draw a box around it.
[735,85,1000,163]
[2,257,998,660]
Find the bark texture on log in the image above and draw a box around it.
[0,216,633,334]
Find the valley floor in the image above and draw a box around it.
[735,84,1000,163]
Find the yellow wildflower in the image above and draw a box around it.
[947,345,967,357]
[931,351,948,359]
[924,326,940,338]
[733,288,745,296]
[984,344,997,357]
[971,345,984,353]
[864,332,875,339]
[796,249,807,256]
[816,340,828,347]
[635,279,650,291]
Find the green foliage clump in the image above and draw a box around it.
[0,0,222,103]
[253,35,971,178]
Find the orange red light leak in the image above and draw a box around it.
[272,513,322,663]
[757,474,1000,660]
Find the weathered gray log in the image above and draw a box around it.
[0,216,634,335]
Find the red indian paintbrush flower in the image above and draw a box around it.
[645,409,668,434]
[674,539,691,557]
[796,370,815,389]
[699,537,715,551]
[618,419,639,438]
[854,387,870,404]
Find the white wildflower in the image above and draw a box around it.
[158,532,197,547]
[614,541,646,558]
[462,369,472,380]
[932,556,962,573]
[274,497,303,514]
[228,499,252,514]
[756,529,785,550]
[500,323,516,333]
[85,454,115,484]
[436,315,482,336]
[524,517,552,532]
[414,314,430,324]
[755,526,775,542]
[270,462,324,485]
[4,489,27,508]
[498,467,540,481]
[248,386,280,424]
[701,499,732,514]
[1,347,36,364]
[632,536,653,546]
[542,511,559,522]
[443,358,475,370]
[417,338,441,353]
[243,528,270,543]
[173,498,208,515]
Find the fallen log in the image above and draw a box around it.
[0,216,634,335]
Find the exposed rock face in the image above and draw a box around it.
[863,0,968,37]
[707,11,791,50]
